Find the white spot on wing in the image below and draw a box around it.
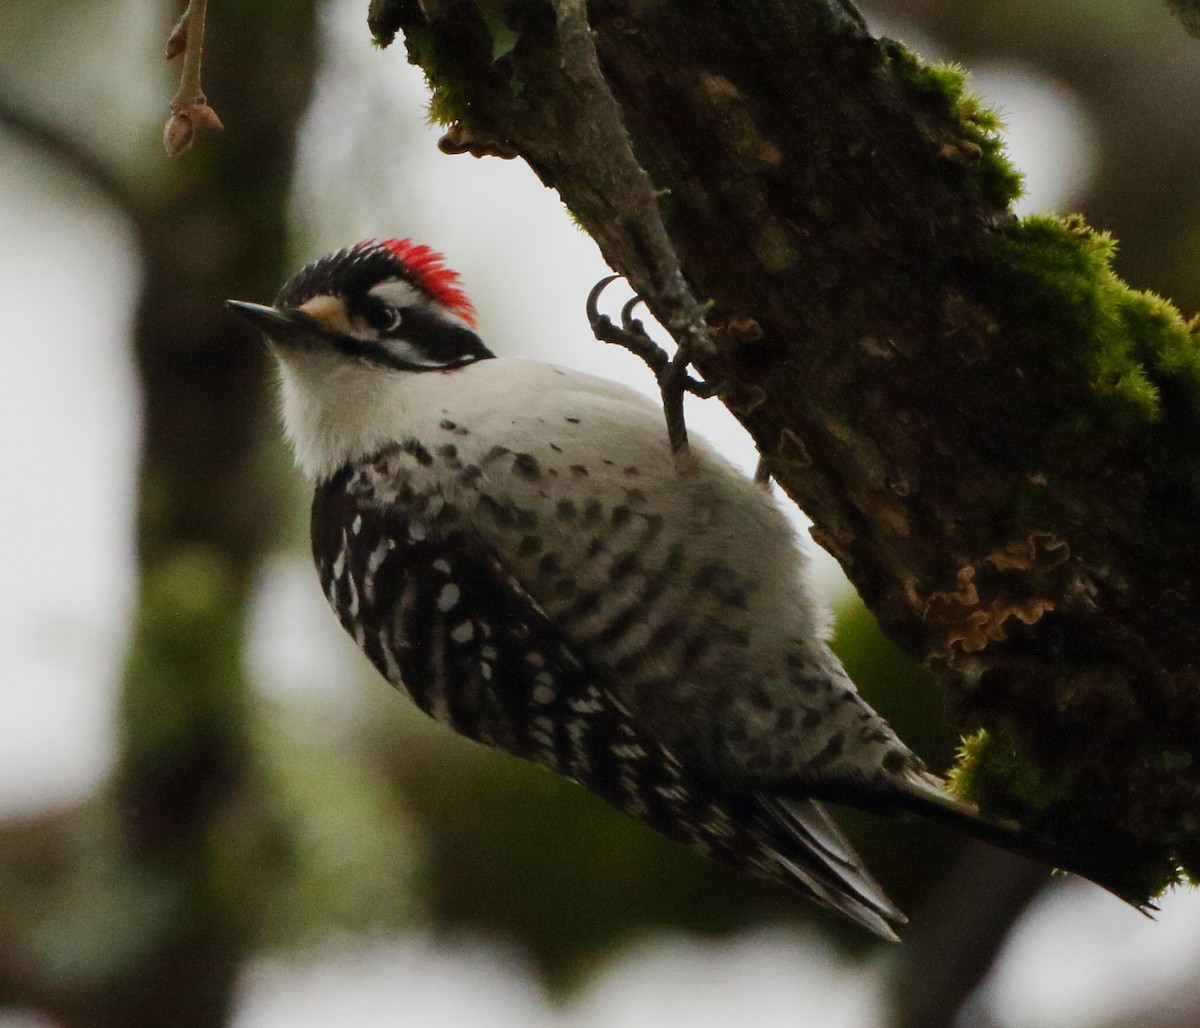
[566,719,590,775]
[378,629,403,682]
[436,582,460,612]
[531,715,555,749]
[366,538,391,575]
[363,537,392,604]
[568,692,604,715]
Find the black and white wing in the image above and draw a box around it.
[311,447,905,939]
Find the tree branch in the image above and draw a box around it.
[551,0,717,453]
[368,0,1200,898]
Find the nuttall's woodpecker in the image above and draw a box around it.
[228,239,1136,939]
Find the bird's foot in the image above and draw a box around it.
[586,275,720,454]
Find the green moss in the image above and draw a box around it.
[907,58,999,138]
[948,726,1078,812]
[986,215,1200,435]
[1126,292,1200,408]
[401,24,460,127]
[477,0,523,60]
[883,43,1024,206]
[402,1,552,128]
[423,76,459,128]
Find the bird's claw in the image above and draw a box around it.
[586,275,721,407]
[587,275,668,375]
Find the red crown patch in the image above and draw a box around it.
[357,238,477,327]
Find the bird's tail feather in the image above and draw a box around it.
[757,794,907,941]
[879,771,1156,914]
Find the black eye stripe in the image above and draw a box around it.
[322,305,493,371]
[381,307,491,362]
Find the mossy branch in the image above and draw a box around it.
[368,0,1200,899]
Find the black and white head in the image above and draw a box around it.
[227,238,493,479]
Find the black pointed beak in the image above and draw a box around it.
[225,299,312,342]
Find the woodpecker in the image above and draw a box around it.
[228,239,1136,939]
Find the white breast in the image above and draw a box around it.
[275,351,829,648]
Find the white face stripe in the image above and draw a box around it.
[368,278,423,309]
[367,277,477,332]
[378,337,457,368]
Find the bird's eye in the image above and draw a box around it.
[361,298,403,333]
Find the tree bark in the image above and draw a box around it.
[367,0,1200,898]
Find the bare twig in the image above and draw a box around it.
[553,0,717,455]
[164,0,223,157]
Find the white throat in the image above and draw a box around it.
[274,348,417,481]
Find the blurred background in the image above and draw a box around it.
[3,1,1200,1025]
